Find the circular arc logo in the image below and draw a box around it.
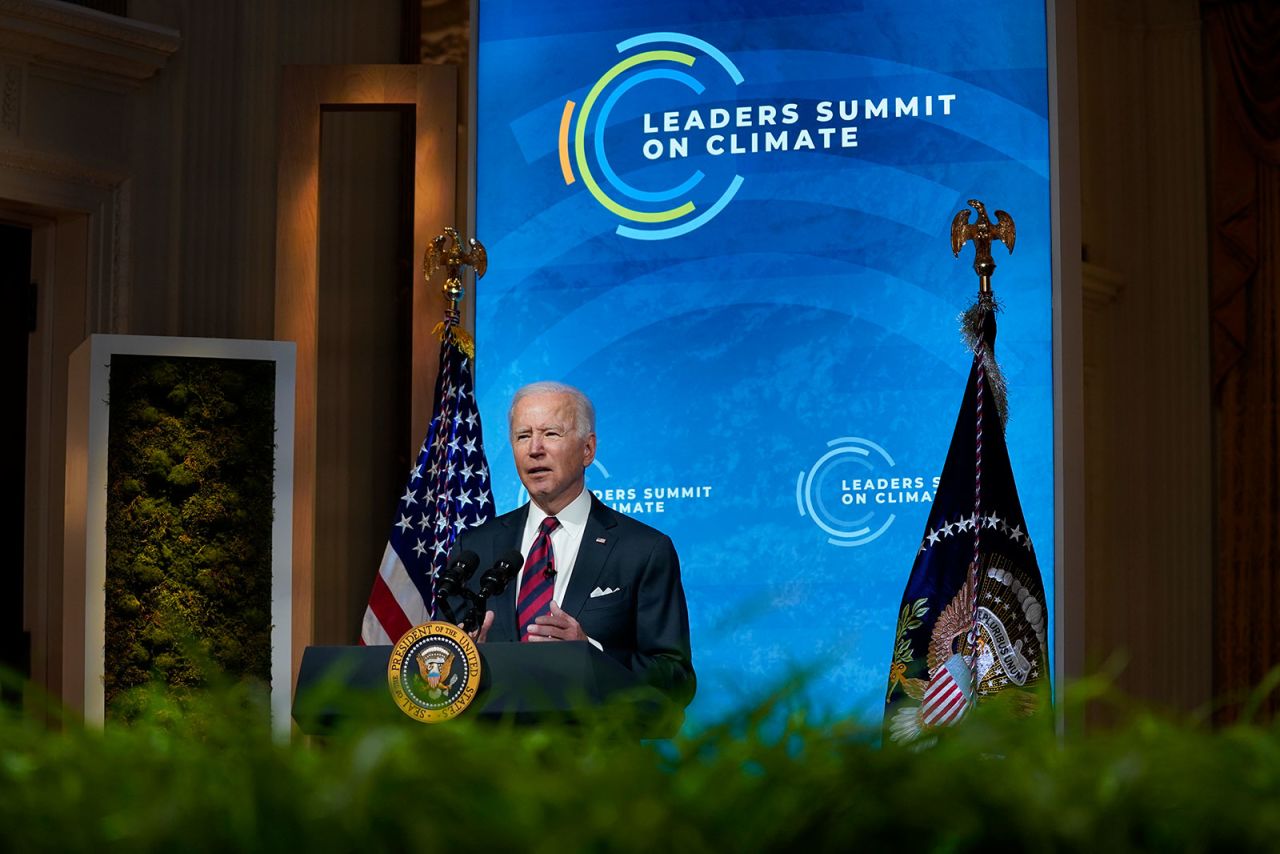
[559,32,745,241]
[796,437,898,547]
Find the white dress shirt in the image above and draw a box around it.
[513,486,601,648]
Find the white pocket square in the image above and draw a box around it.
[590,586,620,598]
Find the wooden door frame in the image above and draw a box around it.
[275,64,457,695]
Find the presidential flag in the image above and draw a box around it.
[883,294,1049,744]
[360,323,494,645]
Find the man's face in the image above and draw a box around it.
[510,392,596,515]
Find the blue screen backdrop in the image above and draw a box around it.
[475,0,1054,724]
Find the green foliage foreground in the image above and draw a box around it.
[0,676,1278,853]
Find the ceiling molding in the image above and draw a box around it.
[0,0,179,89]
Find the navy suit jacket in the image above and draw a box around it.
[457,493,695,706]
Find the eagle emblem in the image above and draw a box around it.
[415,647,456,700]
[886,574,978,742]
[886,557,1046,743]
[387,621,481,722]
[425,226,487,283]
[950,199,1015,286]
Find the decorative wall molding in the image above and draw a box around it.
[0,142,123,188]
[107,175,129,332]
[1,56,21,140]
[0,144,128,330]
[0,0,179,89]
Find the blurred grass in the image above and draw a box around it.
[0,669,1277,853]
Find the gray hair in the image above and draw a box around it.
[508,381,596,437]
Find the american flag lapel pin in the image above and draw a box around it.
[596,537,607,544]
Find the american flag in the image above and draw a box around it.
[360,324,494,645]
[920,653,974,727]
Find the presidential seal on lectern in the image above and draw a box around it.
[387,622,482,722]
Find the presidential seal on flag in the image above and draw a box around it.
[388,622,482,723]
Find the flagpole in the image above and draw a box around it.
[358,228,495,645]
[950,200,1016,671]
[420,227,488,614]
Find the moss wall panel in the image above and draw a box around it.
[104,356,275,717]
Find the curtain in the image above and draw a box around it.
[1206,0,1280,721]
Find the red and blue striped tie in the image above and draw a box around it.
[517,516,559,642]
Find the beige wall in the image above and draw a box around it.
[125,0,404,339]
[1077,0,1213,714]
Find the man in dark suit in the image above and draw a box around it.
[457,381,695,706]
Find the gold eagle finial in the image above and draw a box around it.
[950,199,1015,294]
[424,227,488,321]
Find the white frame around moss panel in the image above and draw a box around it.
[64,335,295,738]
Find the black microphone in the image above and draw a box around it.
[435,549,479,600]
[477,549,525,599]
